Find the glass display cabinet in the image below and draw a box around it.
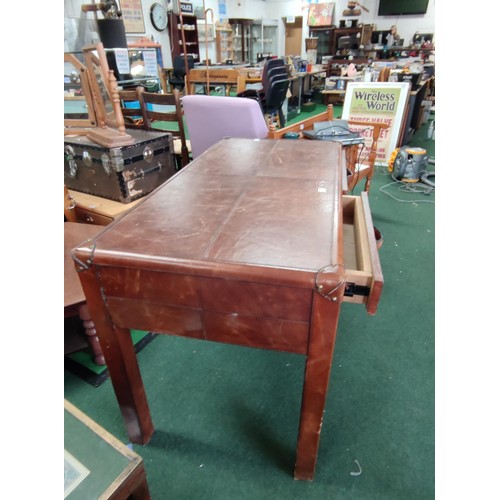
[251,18,279,63]
[229,18,253,64]
[309,26,334,63]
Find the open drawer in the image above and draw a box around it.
[342,192,384,314]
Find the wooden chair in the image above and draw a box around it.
[267,106,389,193]
[117,89,145,129]
[138,87,191,169]
[345,121,390,193]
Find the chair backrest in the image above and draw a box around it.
[262,58,286,75]
[169,56,195,91]
[139,88,191,168]
[172,55,194,78]
[262,66,287,93]
[181,95,269,159]
[262,77,290,112]
[117,89,146,129]
[186,68,246,95]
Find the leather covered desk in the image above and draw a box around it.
[72,138,383,480]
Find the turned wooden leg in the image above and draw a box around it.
[78,303,106,366]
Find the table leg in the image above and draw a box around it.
[78,303,106,366]
[77,265,154,445]
[129,476,151,499]
[294,292,342,480]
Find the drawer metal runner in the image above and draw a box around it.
[344,282,370,297]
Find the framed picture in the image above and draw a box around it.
[198,22,215,42]
[307,3,335,27]
[342,82,411,165]
[192,0,205,19]
[120,0,145,33]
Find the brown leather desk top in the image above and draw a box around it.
[84,138,343,288]
[71,137,375,481]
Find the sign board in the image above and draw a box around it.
[180,2,194,14]
[342,82,411,165]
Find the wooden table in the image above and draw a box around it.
[72,138,383,480]
[64,399,150,499]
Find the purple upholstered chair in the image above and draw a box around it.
[181,95,269,160]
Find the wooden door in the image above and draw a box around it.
[284,17,303,56]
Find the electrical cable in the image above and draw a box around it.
[420,171,435,188]
[379,178,435,203]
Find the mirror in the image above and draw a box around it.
[82,43,118,128]
[64,52,98,128]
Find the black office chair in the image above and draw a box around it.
[237,58,287,100]
[261,77,290,128]
[169,55,194,92]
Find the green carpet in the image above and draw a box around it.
[64,114,435,499]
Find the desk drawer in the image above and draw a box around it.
[342,193,383,314]
[73,206,114,226]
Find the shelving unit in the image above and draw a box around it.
[168,13,200,62]
[329,46,435,64]
[216,27,234,63]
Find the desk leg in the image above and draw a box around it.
[297,77,303,114]
[294,293,342,480]
[77,266,154,445]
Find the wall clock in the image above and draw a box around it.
[150,3,168,31]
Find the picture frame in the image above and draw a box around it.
[307,2,335,27]
[197,22,215,42]
[120,0,146,34]
[342,82,411,165]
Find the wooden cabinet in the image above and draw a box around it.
[308,26,334,64]
[215,28,234,63]
[168,13,200,62]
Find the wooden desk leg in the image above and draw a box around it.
[77,265,154,445]
[294,293,342,480]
